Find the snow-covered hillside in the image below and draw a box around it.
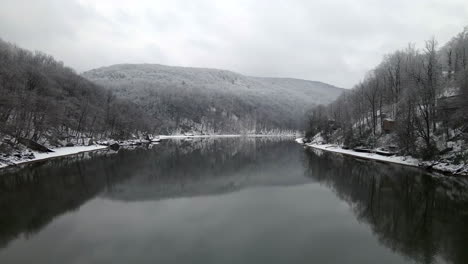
[83,64,343,134]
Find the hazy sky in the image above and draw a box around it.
[1,0,468,87]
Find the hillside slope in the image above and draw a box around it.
[83,64,343,134]
[0,39,150,147]
[303,27,468,175]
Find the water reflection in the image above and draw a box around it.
[0,149,133,249]
[304,148,468,264]
[0,139,468,264]
[0,138,306,249]
[104,138,310,201]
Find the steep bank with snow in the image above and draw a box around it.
[0,145,108,169]
[302,28,468,176]
[296,138,468,176]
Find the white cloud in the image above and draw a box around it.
[0,0,467,87]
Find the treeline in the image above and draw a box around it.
[307,27,468,158]
[0,39,152,145]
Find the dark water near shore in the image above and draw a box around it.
[1,138,468,264]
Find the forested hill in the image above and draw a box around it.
[306,27,468,161]
[83,64,343,134]
[0,38,151,145]
[0,38,342,151]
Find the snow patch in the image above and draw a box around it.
[305,143,420,167]
[295,138,305,144]
[300,142,468,176]
[0,145,108,169]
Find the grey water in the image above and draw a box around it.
[0,138,468,264]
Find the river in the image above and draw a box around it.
[0,137,467,264]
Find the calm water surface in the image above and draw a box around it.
[1,138,468,264]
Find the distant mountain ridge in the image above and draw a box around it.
[83,64,344,134]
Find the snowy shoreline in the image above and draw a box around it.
[0,145,109,169]
[296,138,468,176]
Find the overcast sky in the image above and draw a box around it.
[1,0,468,87]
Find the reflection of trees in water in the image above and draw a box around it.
[0,148,150,249]
[0,138,302,249]
[169,136,290,155]
[104,138,308,201]
[304,148,468,264]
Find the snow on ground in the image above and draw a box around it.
[296,138,467,176]
[33,145,108,161]
[430,162,467,175]
[305,143,420,167]
[295,138,305,144]
[0,145,108,169]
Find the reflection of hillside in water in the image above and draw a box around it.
[304,148,468,264]
[0,138,305,249]
[0,149,133,249]
[103,137,310,201]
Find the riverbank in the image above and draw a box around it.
[0,145,109,169]
[296,138,468,176]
